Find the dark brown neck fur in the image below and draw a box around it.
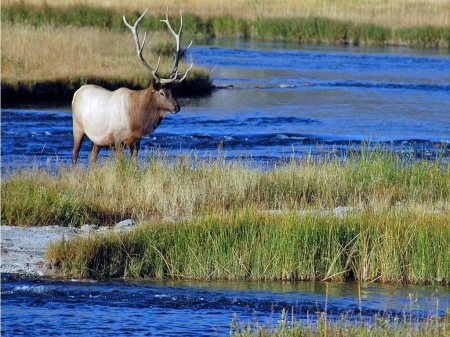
[128,87,164,138]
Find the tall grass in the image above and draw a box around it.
[3,4,450,47]
[46,208,450,284]
[5,0,450,28]
[3,149,449,228]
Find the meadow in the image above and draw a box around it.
[1,20,213,103]
[5,0,450,28]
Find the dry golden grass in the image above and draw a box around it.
[5,0,450,28]
[1,23,190,84]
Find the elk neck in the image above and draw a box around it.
[128,87,165,137]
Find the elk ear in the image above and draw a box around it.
[150,79,161,92]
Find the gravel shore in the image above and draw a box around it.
[1,225,80,277]
[1,220,138,277]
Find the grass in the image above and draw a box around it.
[1,22,213,102]
[3,148,449,283]
[3,4,450,47]
[5,0,450,28]
[230,309,450,336]
[45,208,450,284]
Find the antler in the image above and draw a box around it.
[160,8,194,83]
[123,8,193,84]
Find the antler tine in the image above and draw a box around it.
[123,8,161,82]
[160,8,194,84]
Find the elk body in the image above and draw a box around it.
[71,8,193,165]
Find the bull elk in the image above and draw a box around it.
[71,8,193,165]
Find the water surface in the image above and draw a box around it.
[2,274,449,336]
[2,41,449,167]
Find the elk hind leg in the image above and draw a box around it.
[88,144,101,164]
[72,128,84,166]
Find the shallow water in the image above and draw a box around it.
[2,274,449,336]
[2,41,449,168]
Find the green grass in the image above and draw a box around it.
[45,208,450,284]
[3,4,450,48]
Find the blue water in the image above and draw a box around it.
[2,274,449,336]
[1,41,449,168]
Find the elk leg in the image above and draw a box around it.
[72,128,84,166]
[115,139,125,158]
[130,140,141,159]
[88,144,101,163]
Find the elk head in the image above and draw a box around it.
[150,79,180,115]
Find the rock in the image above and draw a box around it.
[116,219,137,229]
[80,224,98,232]
[333,206,355,217]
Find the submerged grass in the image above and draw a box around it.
[3,148,448,283]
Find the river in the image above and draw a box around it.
[2,274,450,336]
[1,40,450,335]
[1,41,449,167]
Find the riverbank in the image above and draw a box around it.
[3,3,449,47]
[1,225,79,277]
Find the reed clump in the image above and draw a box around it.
[46,208,450,284]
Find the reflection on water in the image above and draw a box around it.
[2,274,449,336]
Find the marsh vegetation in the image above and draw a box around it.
[3,149,449,284]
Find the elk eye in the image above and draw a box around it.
[160,91,165,97]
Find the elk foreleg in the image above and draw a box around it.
[130,139,141,159]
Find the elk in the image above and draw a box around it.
[71,8,193,165]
